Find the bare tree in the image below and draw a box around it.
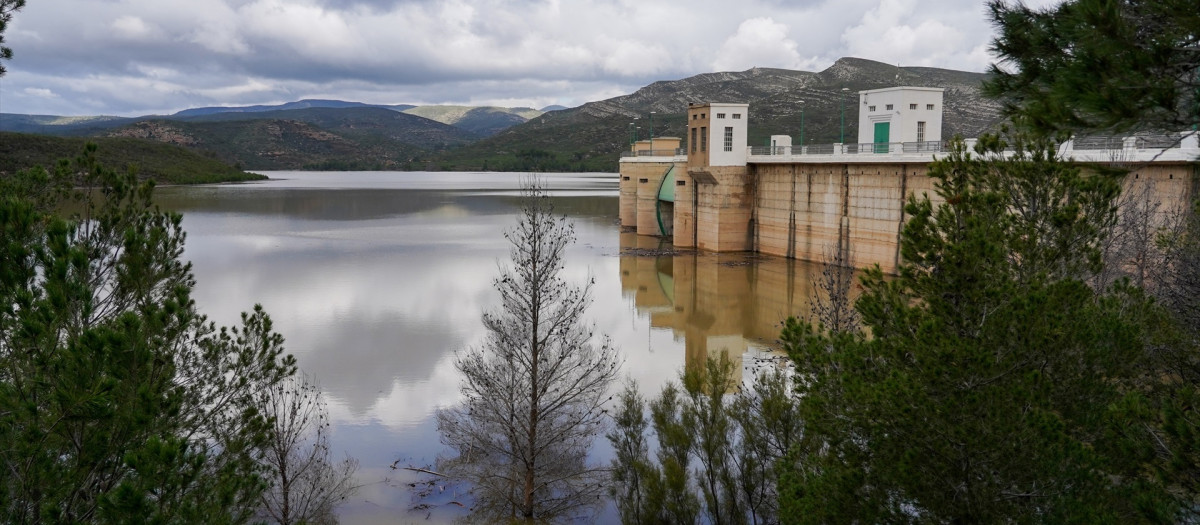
[808,245,860,334]
[257,374,359,525]
[436,179,621,521]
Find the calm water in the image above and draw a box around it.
[154,171,822,524]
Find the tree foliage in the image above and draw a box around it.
[780,134,1183,523]
[0,145,296,522]
[985,0,1200,136]
[436,179,620,522]
[0,0,23,76]
[988,1,1200,514]
[609,355,802,525]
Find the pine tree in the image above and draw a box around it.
[986,0,1200,136]
[0,145,296,523]
[779,134,1179,523]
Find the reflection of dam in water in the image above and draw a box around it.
[618,232,824,384]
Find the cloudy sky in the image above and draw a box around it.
[0,0,1058,117]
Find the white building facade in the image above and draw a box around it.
[703,103,750,166]
[856,87,944,148]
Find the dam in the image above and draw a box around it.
[618,87,1199,273]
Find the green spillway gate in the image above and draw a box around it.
[655,166,676,236]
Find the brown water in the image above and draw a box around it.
[154,171,821,523]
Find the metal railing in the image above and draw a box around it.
[621,148,686,158]
[746,133,1194,159]
[750,141,947,156]
[1074,134,1183,151]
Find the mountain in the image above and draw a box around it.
[0,113,140,135]
[172,99,416,117]
[100,113,450,171]
[436,58,1003,171]
[401,105,543,136]
[539,105,569,112]
[174,106,478,148]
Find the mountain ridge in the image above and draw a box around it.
[2,57,1004,172]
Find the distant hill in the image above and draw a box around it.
[539,105,569,112]
[436,58,1003,171]
[171,99,416,117]
[0,113,140,136]
[401,105,543,136]
[174,106,479,148]
[0,132,265,184]
[101,114,448,171]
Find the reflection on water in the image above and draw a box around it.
[152,172,818,524]
[618,233,821,386]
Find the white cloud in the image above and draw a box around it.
[840,0,990,71]
[23,87,59,98]
[111,15,162,42]
[712,17,804,72]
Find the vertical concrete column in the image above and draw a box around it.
[693,166,753,252]
[618,166,637,228]
[674,163,696,248]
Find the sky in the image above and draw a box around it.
[0,0,1060,117]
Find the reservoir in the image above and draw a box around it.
[153,171,822,523]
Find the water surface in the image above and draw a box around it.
[155,171,821,523]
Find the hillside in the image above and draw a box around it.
[437,58,1003,171]
[401,105,543,136]
[175,107,478,149]
[172,99,416,117]
[0,132,266,184]
[102,116,439,171]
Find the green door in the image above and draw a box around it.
[873,122,890,153]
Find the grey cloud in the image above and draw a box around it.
[3,0,1004,116]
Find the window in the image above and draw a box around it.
[909,103,917,110]
[868,105,876,112]
[723,126,733,152]
[917,121,926,143]
[701,113,706,119]
[927,104,935,110]
[691,128,697,153]
[732,113,741,119]
[700,127,707,152]
[692,114,698,120]
[716,113,726,119]
[885,104,894,110]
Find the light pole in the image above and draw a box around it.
[799,100,805,152]
[840,87,849,144]
[649,110,656,151]
[628,122,635,146]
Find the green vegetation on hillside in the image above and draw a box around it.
[0,132,264,184]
